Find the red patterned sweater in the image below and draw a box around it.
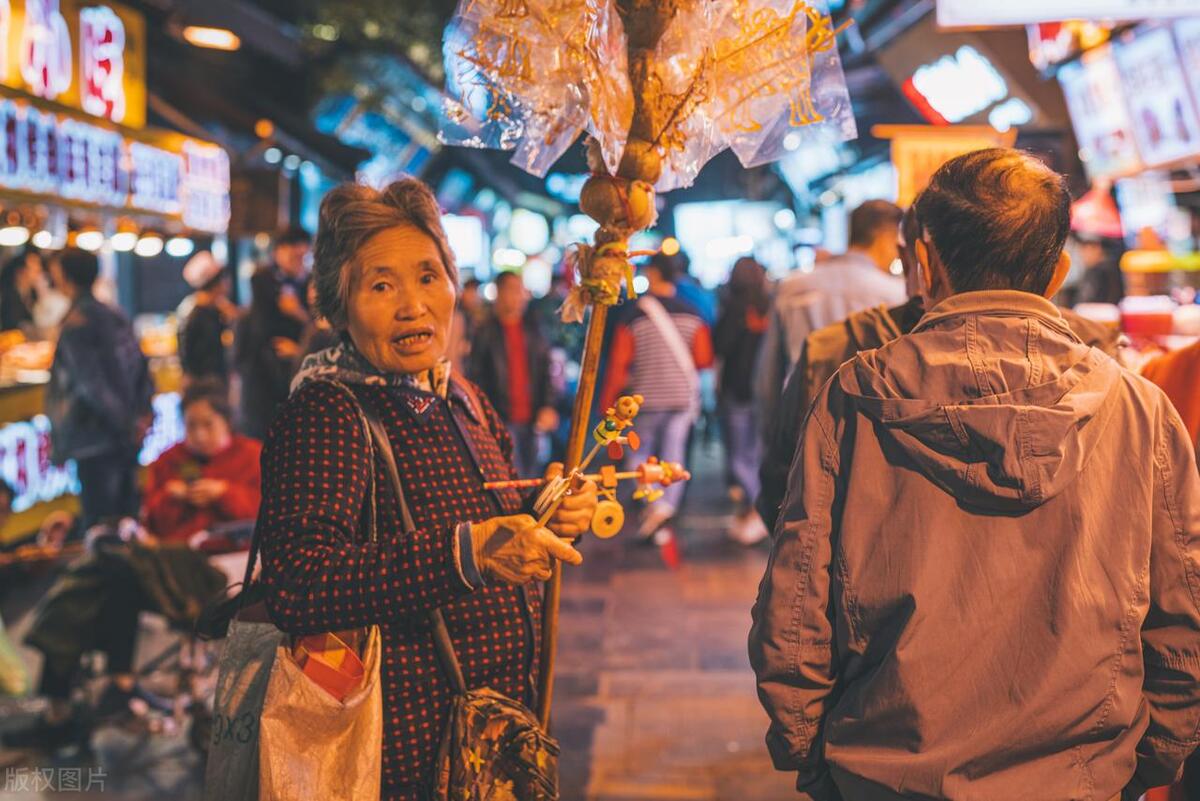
[258,378,537,800]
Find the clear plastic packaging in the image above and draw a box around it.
[440,0,856,188]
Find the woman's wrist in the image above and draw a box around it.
[454,523,486,590]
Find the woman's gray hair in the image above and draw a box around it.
[312,177,459,329]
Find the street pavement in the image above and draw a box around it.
[1,435,793,801]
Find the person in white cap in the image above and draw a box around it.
[178,251,237,385]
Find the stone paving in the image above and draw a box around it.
[552,439,794,801]
[0,439,795,800]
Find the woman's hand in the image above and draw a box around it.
[542,462,598,539]
[469,514,582,585]
[272,337,301,359]
[187,479,229,508]
[165,480,189,501]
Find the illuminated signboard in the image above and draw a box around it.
[904,45,1034,131]
[1113,26,1200,167]
[181,140,231,234]
[0,96,229,231]
[1058,46,1143,179]
[1027,22,1112,73]
[0,0,145,127]
[1173,18,1200,135]
[0,392,182,515]
[876,13,1044,133]
[938,0,1200,27]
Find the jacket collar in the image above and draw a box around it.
[914,290,1077,340]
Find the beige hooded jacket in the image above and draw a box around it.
[750,291,1200,801]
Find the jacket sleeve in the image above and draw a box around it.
[215,443,262,522]
[757,346,812,533]
[259,382,477,635]
[749,382,843,801]
[754,306,789,440]
[143,453,186,536]
[1129,403,1200,797]
[56,324,137,434]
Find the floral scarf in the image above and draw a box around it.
[290,336,452,399]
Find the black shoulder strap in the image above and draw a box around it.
[355,389,469,697]
[239,379,377,596]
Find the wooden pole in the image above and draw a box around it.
[538,301,610,729]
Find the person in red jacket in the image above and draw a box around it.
[143,378,262,544]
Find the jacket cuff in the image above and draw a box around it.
[795,769,840,801]
[454,523,486,590]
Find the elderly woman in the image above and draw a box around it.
[258,178,597,800]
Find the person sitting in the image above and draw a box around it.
[143,379,262,546]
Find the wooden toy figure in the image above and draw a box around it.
[633,457,691,504]
[593,393,643,458]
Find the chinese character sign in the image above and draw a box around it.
[19,0,71,100]
[0,1,146,127]
[79,5,124,122]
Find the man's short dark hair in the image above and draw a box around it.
[463,277,481,290]
[646,252,681,284]
[849,200,904,248]
[495,271,522,290]
[59,248,99,290]
[915,148,1071,294]
[275,225,312,248]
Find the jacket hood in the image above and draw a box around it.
[839,291,1124,512]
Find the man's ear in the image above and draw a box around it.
[915,239,935,298]
[1043,250,1072,299]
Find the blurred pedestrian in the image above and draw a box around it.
[1141,338,1200,801]
[757,208,1127,532]
[1073,233,1125,306]
[468,271,559,477]
[600,252,714,541]
[713,256,770,545]
[178,251,237,385]
[234,268,303,439]
[756,200,906,431]
[45,248,153,531]
[295,275,338,363]
[672,250,717,326]
[143,378,262,546]
[750,148,1200,801]
[270,225,314,315]
[0,248,41,334]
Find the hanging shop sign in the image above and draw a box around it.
[1058,46,1143,180]
[872,125,1017,207]
[938,0,1200,28]
[0,95,230,231]
[1113,26,1200,168]
[1172,18,1200,136]
[1027,22,1112,73]
[181,140,231,234]
[0,0,146,128]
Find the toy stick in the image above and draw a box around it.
[537,302,609,728]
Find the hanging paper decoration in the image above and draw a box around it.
[440,0,856,190]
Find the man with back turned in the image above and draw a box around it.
[749,149,1200,801]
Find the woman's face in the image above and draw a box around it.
[345,224,456,375]
[185,399,232,459]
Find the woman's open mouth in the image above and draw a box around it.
[392,329,435,351]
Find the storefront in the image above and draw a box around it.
[0,0,230,545]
